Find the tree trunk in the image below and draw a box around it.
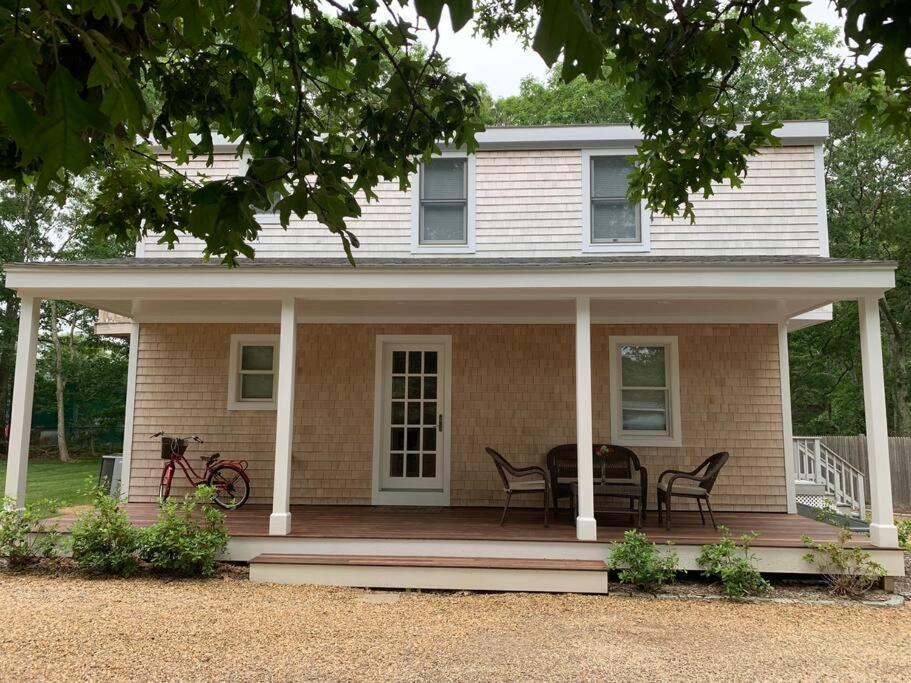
[50,301,71,463]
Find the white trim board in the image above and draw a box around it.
[814,144,830,257]
[164,122,828,154]
[7,263,895,296]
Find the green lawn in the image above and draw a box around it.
[0,457,101,507]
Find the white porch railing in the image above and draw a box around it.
[793,437,866,518]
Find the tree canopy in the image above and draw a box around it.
[1,1,909,263]
[493,22,911,436]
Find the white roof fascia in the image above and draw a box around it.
[151,121,829,154]
[5,261,892,299]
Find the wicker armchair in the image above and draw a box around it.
[485,447,551,527]
[657,451,730,530]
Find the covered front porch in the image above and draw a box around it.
[3,256,904,580]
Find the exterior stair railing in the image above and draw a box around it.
[793,437,866,518]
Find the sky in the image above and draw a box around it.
[419,0,845,99]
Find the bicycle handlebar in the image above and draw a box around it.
[150,431,203,444]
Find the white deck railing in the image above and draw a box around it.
[793,437,866,518]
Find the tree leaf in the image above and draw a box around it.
[25,68,112,187]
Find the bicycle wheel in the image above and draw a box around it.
[205,464,250,510]
[158,463,174,503]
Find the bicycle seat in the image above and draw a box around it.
[200,453,221,465]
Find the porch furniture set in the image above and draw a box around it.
[486,445,729,531]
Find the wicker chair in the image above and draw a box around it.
[656,452,730,530]
[485,447,551,527]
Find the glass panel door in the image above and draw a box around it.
[380,343,446,492]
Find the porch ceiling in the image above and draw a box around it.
[5,256,895,325]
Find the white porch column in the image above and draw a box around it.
[574,296,597,540]
[778,324,797,514]
[4,296,40,508]
[269,298,297,535]
[118,321,140,500]
[858,295,898,547]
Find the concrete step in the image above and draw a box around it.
[250,553,610,593]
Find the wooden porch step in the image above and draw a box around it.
[249,554,609,593]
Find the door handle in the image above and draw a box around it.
[438,414,443,432]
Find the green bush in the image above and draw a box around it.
[0,497,60,569]
[802,528,886,598]
[70,483,141,577]
[140,486,228,577]
[697,526,771,599]
[898,519,911,552]
[610,529,678,592]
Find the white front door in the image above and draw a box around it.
[373,336,451,505]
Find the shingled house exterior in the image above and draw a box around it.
[4,122,904,591]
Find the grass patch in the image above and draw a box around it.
[0,457,101,507]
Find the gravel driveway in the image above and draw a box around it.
[1,573,909,682]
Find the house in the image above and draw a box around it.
[4,122,905,592]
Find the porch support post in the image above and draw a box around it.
[777,324,797,514]
[269,298,297,535]
[858,295,898,547]
[574,296,597,541]
[118,321,140,500]
[4,296,40,508]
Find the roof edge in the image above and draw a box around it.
[4,255,895,273]
[151,121,829,154]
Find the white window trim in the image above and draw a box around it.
[581,148,650,253]
[227,334,280,411]
[410,151,476,254]
[608,335,682,447]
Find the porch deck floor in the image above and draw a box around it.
[51,503,870,548]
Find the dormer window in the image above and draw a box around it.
[411,154,476,253]
[582,150,650,253]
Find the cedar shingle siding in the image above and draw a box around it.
[128,323,786,512]
[141,146,821,259]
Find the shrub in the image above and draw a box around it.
[140,486,228,577]
[697,526,771,599]
[814,498,840,526]
[802,528,886,598]
[70,484,141,577]
[898,519,911,552]
[0,497,60,569]
[610,529,678,592]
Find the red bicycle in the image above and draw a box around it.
[153,432,251,510]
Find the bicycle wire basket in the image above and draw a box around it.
[160,437,188,459]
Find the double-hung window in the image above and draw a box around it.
[609,336,681,446]
[412,155,476,252]
[228,334,279,410]
[582,151,649,252]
